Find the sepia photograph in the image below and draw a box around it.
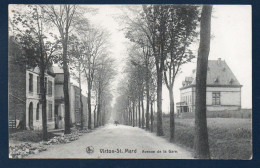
[8,4,252,159]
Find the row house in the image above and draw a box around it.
[9,38,55,130]
[26,68,55,130]
[53,66,88,129]
[177,58,242,113]
[9,37,88,131]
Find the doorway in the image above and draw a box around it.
[29,102,33,129]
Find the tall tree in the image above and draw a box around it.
[163,5,199,142]
[131,46,152,130]
[149,69,157,132]
[43,5,78,134]
[194,5,213,159]
[81,27,110,129]
[10,5,59,140]
[123,5,177,135]
[141,5,171,136]
[68,36,86,130]
[93,55,116,127]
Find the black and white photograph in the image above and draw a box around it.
[8,4,252,159]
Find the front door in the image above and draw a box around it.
[29,102,33,129]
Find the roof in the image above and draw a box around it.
[53,66,64,74]
[181,58,241,89]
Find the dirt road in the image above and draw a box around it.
[27,124,193,159]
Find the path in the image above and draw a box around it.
[26,124,193,159]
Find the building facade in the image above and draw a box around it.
[53,68,67,129]
[26,68,55,130]
[9,37,55,130]
[53,67,88,129]
[8,38,26,129]
[177,58,242,113]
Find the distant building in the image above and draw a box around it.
[53,66,68,129]
[177,58,242,113]
[53,66,88,128]
[9,37,55,130]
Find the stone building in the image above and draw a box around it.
[177,58,242,113]
[8,38,26,129]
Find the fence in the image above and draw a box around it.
[179,109,252,119]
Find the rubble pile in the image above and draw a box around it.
[9,129,90,158]
[9,143,47,159]
[45,132,79,145]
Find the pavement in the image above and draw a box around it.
[26,124,193,159]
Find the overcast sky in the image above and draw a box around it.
[86,5,252,111]
[9,5,251,111]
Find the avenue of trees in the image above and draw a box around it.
[10,4,213,159]
[10,5,115,139]
[114,5,212,159]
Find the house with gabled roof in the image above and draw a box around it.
[176,58,242,113]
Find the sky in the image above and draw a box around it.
[86,5,252,112]
[9,5,252,111]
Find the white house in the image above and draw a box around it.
[177,58,242,113]
[26,67,55,130]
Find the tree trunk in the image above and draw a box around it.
[126,109,128,125]
[62,41,71,134]
[132,101,135,127]
[194,5,212,159]
[129,106,132,125]
[138,97,141,128]
[128,106,131,125]
[40,69,47,141]
[141,95,145,129]
[156,70,164,136]
[99,100,102,126]
[94,105,97,128]
[150,100,154,132]
[135,105,138,126]
[79,65,84,130]
[145,69,150,131]
[169,87,175,142]
[87,83,92,129]
[97,88,101,127]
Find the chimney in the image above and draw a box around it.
[217,58,221,66]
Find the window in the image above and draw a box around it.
[37,76,40,94]
[48,81,52,96]
[48,103,53,121]
[36,103,40,120]
[29,73,33,92]
[212,92,221,105]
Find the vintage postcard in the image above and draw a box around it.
[8,4,252,159]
